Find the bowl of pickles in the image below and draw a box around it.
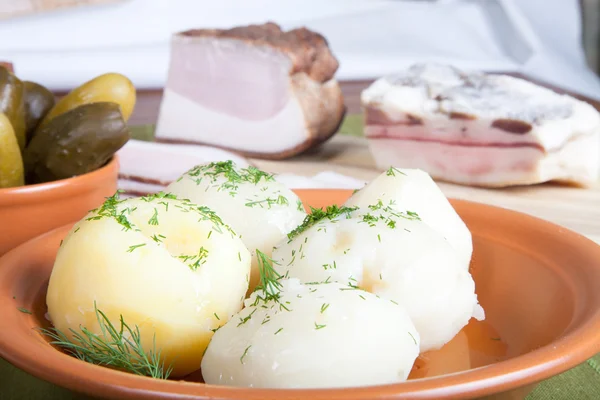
[0,65,135,255]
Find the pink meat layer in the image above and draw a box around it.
[365,136,597,187]
[364,123,542,150]
[168,38,292,121]
[365,128,544,151]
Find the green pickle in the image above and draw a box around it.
[24,102,130,184]
[0,66,26,150]
[0,113,24,188]
[38,72,136,129]
[23,81,56,142]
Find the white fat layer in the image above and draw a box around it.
[362,64,600,151]
[201,279,420,388]
[367,134,599,187]
[345,169,473,270]
[155,88,310,154]
[272,212,481,352]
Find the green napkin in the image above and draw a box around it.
[2,115,599,399]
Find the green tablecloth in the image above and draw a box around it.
[1,356,599,399]
[1,117,599,399]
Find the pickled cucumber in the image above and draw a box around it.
[38,72,136,129]
[0,66,26,150]
[23,81,56,142]
[24,102,130,184]
[0,113,24,188]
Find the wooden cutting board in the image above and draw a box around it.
[249,134,600,245]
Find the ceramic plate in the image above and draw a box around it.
[1,189,600,400]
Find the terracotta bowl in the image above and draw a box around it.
[1,189,600,400]
[0,156,119,256]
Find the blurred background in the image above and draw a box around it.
[1,0,600,100]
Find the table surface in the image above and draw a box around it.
[2,80,600,400]
[128,82,600,246]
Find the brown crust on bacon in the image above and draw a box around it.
[0,62,13,73]
[178,22,339,83]
[406,114,423,125]
[365,108,423,126]
[449,112,476,120]
[491,119,533,134]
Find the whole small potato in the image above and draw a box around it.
[46,192,251,377]
[272,204,483,352]
[201,278,420,388]
[167,161,307,293]
[346,167,473,270]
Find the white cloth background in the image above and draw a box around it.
[0,0,599,99]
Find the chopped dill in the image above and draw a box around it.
[240,345,252,364]
[150,234,165,243]
[287,205,359,242]
[127,243,146,253]
[148,208,159,226]
[177,247,209,271]
[386,166,406,177]
[185,161,275,197]
[408,332,417,345]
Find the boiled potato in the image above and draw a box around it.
[345,167,473,269]
[201,278,420,388]
[272,205,483,352]
[46,192,251,377]
[166,161,306,293]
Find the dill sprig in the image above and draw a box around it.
[39,304,172,379]
[252,250,283,304]
[287,205,359,242]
